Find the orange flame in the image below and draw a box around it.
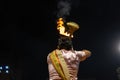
[57,18,71,37]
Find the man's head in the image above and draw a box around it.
[57,36,73,50]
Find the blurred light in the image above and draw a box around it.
[5,70,9,73]
[0,70,1,73]
[118,43,120,53]
[0,66,2,70]
[116,67,120,74]
[5,66,9,69]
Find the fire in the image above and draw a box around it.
[57,18,71,37]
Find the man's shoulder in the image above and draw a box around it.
[48,49,57,55]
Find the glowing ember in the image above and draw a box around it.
[57,18,71,37]
[57,18,79,38]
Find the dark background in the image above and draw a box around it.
[0,0,120,80]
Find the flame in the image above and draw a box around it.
[57,18,71,37]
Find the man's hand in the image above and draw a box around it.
[82,49,91,58]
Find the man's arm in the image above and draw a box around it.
[76,49,91,61]
[82,49,91,58]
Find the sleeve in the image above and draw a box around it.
[75,51,87,61]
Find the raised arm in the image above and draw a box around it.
[76,49,91,61]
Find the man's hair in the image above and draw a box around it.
[58,36,73,50]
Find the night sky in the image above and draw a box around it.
[0,0,120,80]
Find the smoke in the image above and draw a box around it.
[57,0,71,19]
